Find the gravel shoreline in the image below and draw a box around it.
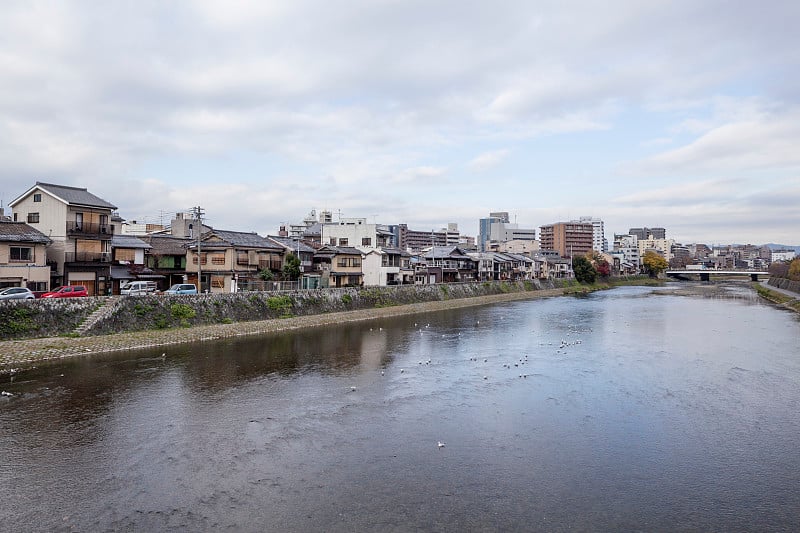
[0,288,564,371]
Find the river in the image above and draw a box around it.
[1,284,799,531]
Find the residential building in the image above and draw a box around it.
[267,235,320,289]
[389,224,460,253]
[539,221,593,258]
[313,245,364,288]
[613,234,640,268]
[109,234,154,294]
[361,247,414,286]
[319,217,395,250]
[579,216,607,253]
[418,246,477,283]
[489,239,540,255]
[142,234,192,289]
[0,220,51,291]
[9,182,116,295]
[771,249,796,263]
[637,236,675,263]
[478,211,536,252]
[186,229,284,293]
[628,227,666,240]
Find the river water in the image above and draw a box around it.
[1,284,799,531]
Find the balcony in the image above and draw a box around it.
[66,221,113,238]
[65,252,112,263]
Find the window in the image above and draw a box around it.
[115,248,135,262]
[33,193,42,202]
[338,238,348,246]
[27,212,40,223]
[211,254,225,265]
[362,237,371,246]
[10,247,32,261]
[13,213,17,222]
[192,253,207,264]
[211,276,225,288]
[329,237,336,245]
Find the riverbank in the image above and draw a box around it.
[0,277,668,371]
[0,287,566,370]
[754,282,800,313]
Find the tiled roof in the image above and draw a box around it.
[201,229,283,250]
[0,220,51,244]
[111,234,151,249]
[34,182,117,209]
[142,235,192,255]
[267,235,317,253]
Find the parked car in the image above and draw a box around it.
[164,283,198,295]
[120,281,158,296]
[0,287,36,300]
[41,285,89,298]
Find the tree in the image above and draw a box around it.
[572,255,597,284]
[642,251,669,278]
[768,261,789,278]
[258,268,273,282]
[789,258,800,281]
[596,258,611,278]
[282,253,301,281]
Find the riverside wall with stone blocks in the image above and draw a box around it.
[0,297,102,340]
[768,277,800,295]
[0,280,560,341]
[83,280,558,336]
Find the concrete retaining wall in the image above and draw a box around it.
[768,277,800,295]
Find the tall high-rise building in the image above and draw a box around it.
[579,216,606,253]
[539,221,593,258]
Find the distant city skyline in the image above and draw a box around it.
[1,2,798,245]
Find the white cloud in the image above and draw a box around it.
[0,1,798,246]
[468,149,510,172]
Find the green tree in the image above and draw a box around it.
[642,251,669,278]
[572,255,597,284]
[282,253,301,281]
[258,268,274,281]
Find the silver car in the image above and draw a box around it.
[0,287,35,300]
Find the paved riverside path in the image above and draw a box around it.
[0,288,565,370]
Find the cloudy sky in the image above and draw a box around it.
[1,1,798,245]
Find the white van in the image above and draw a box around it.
[120,281,158,296]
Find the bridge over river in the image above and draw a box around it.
[666,269,768,281]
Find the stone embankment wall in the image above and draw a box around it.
[0,280,560,340]
[0,298,102,340]
[768,277,800,295]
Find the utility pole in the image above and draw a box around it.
[193,206,205,292]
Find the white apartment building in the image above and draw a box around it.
[613,234,641,268]
[637,236,675,262]
[771,249,796,262]
[321,217,395,250]
[579,216,607,253]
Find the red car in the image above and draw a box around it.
[41,285,89,298]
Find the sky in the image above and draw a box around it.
[1,1,798,246]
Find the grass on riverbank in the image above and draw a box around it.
[561,276,664,295]
[753,283,800,312]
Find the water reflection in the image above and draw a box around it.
[1,283,799,531]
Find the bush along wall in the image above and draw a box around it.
[81,280,558,336]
